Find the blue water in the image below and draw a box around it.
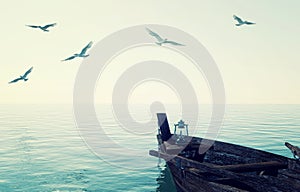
[0,104,299,191]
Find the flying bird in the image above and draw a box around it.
[9,67,33,84]
[62,41,93,61]
[146,28,185,46]
[26,23,57,32]
[233,15,255,26]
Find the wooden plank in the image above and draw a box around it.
[280,169,300,181]
[213,141,287,163]
[214,161,287,173]
[149,149,176,159]
[288,159,300,172]
[150,150,287,173]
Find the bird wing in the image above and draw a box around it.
[164,40,185,46]
[233,15,244,24]
[26,25,39,28]
[80,41,93,55]
[43,23,57,29]
[23,67,33,78]
[146,28,163,42]
[62,55,77,61]
[245,21,255,25]
[9,77,23,84]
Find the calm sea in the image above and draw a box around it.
[0,104,299,191]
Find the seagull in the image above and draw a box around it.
[26,23,57,32]
[9,67,33,84]
[146,28,185,46]
[233,15,255,26]
[62,41,93,61]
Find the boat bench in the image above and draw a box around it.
[212,161,288,175]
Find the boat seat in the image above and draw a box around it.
[214,161,288,175]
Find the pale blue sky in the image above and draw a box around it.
[1,0,299,104]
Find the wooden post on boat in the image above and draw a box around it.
[157,113,172,142]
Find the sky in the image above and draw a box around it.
[1,0,299,104]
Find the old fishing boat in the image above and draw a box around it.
[149,113,300,192]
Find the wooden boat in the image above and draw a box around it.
[149,113,300,192]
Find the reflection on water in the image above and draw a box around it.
[156,164,177,192]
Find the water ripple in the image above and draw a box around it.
[0,104,299,191]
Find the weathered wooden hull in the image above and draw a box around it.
[151,113,300,191]
[150,137,300,192]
